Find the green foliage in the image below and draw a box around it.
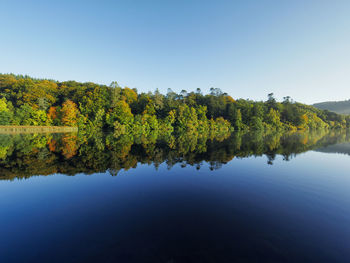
[250,116,264,130]
[234,109,243,131]
[0,73,347,134]
[30,109,52,126]
[265,108,282,130]
[0,98,9,112]
[0,111,12,125]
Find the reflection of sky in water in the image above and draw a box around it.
[0,149,349,262]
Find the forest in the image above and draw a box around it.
[0,74,349,138]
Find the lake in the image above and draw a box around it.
[0,131,350,262]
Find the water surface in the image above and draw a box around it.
[0,131,349,262]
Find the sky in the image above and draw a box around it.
[1,0,350,104]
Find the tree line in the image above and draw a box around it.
[0,74,348,137]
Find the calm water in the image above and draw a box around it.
[0,131,350,262]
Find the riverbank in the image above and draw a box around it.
[0,126,78,134]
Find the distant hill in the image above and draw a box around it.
[313,100,350,115]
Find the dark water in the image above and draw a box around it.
[0,131,350,262]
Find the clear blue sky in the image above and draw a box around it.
[1,0,350,104]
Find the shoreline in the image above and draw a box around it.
[0,125,78,134]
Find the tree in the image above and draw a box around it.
[267,93,277,110]
[110,100,134,128]
[265,108,282,129]
[234,109,243,131]
[0,98,13,125]
[61,100,79,127]
[121,87,137,104]
[48,106,59,125]
[93,109,105,129]
[250,116,264,130]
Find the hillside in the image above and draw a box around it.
[313,100,350,115]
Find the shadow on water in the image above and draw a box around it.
[0,129,349,180]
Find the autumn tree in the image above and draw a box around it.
[61,100,79,127]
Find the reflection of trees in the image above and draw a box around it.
[0,129,350,180]
[61,134,78,159]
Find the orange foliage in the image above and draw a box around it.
[302,136,308,145]
[226,96,236,103]
[48,139,57,152]
[121,87,137,104]
[61,100,79,126]
[61,135,78,159]
[301,114,309,123]
[48,107,58,120]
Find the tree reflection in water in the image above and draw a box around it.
[0,130,349,180]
